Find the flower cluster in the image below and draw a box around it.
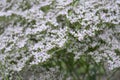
[0,0,120,79]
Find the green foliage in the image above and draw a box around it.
[114,49,120,56]
[39,47,106,80]
[40,5,51,13]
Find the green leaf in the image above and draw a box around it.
[68,9,73,16]
[40,5,51,13]
[114,49,120,56]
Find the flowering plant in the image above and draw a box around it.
[0,0,120,80]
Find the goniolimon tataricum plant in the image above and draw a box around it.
[0,0,120,80]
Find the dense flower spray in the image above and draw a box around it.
[0,0,120,79]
